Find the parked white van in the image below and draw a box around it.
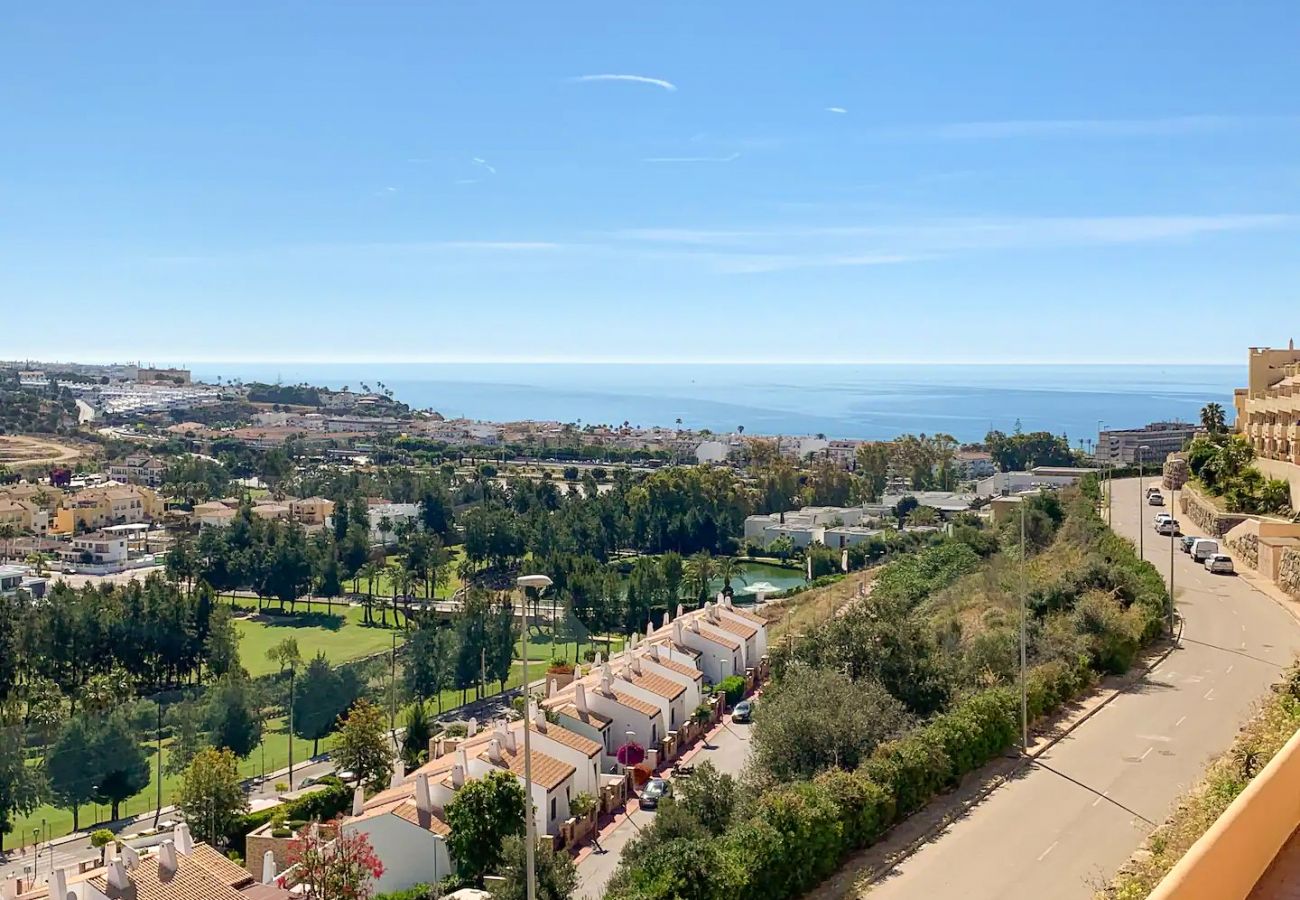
[1191,538,1220,563]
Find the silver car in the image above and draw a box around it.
[1205,554,1235,575]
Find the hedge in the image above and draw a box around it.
[224,777,351,855]
[717,676,746,706]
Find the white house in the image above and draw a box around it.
[343,781,452,895]
[694,441,731,464]
[550,683,618,771]
[615,659,690,733]
[62,531,129,565]
[574,670,665,755]
[675,618,743,684]
[638,644,704,712]
[364,502,420,543]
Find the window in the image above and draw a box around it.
[670,708,676,726]
[652,723,658,743]
[550,797,556,820]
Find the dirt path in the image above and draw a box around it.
[0,434,83,466]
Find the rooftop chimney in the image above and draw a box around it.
[451,763,466,788]
[646,620,654,638]
[158,840,178,877]
[388,758,406,789]
[107,859,130,891]
[676,603,685,619]
[173,823,193,856]
[548,678,558,697]
[487,738,503,764]
[690,618,701,633]
[575,683,589,714]
[415,774,433,815]
[466,717,478,737]
[600,672,613,695]
[52,869,69,900]
[351,785,365,816]
[261,851,277,885]
[121,846,141,870]
[593,652,603,666]
[504,729,518,753]
[648,644,660,661]
[533,706,547,732]
[663,607,672,625]
[674,621,685,643]
[631,656,642,675]
[457,747,470,776]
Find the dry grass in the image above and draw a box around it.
[762,569,877,642]
[1101,673,1300,898]
[0,433,82,465]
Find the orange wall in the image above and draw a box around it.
[1148,726,1300,900]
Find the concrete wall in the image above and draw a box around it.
[344,816,450,895]
[1148,726,1300,900]
[1255,457,1300,509]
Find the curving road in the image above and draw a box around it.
[867,477,1300,899]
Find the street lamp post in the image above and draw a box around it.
[1019,499,1028,752]
[1170,487,1178,638]
[1137,445,1151,558]
[516,574,553,900]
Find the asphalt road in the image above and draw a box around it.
[868,477,1300,900]
[575,715,754,900]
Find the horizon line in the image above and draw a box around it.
[10,356,1242,367]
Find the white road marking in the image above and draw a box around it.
[1226,664,1234,675]
[1203,688,1216,701]
[1242,624,1247,631]
[1038,841,1059,861]
[1175,715,1187,727]
[1092,791,1110,808]
[1140,746,1154,761]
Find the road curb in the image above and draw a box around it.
[860,621,1184,891]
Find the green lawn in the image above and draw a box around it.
[228,598,403,677]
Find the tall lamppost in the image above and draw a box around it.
[516,574,553,900]
[1170,486,1178,638]
[1097,420,1108,521]
[1137,445,1151,557]
[1018,499,1028,752]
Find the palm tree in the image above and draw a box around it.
[684,551,716,602]
[388,563,413,628]
[1201,403,1227,434]
[359,560,383,624]
[377,515,394,548]
[715,557,746,597]
[0,524,14,562]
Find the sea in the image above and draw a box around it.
[189,363,1238,445]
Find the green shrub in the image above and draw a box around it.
[717,675,746,706]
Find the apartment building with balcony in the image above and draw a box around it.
[1234,340,1300,507]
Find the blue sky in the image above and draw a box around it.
[3,1,1298,365]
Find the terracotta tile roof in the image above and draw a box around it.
[647,656,703,681]
[188,844,255,888]
[621,669,686,700]
[536,723,602,758]
[689,626,741,649]
[720,605,766,626]
[392,800,452,836]
[713,616,758,640]
[482,744,575,791]
[91,854,246,900]
[553,703,612,730]
[240,885,293,900]
[603,687,662,718]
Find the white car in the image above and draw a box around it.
[1156,518,1180,536]
[1148,492,1165,506]
[1205,554,1235,575]
[1154,512,1173,527]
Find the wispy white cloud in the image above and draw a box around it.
[472,157,497,175]
[825,107,848,114]
[608,213,1298,273]
[879,114,1300,141]
[642,152,741,163]
[571,73,677,91]
[431,241,563,251]
[453,178,479,185]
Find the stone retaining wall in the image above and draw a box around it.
[1180,489,1246,538]
[1226,531,1260,570]
[1281,548,1300,601]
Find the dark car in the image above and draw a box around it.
[732,700,754,723]
[639,778,671,810]
[1181,535,1198,554]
